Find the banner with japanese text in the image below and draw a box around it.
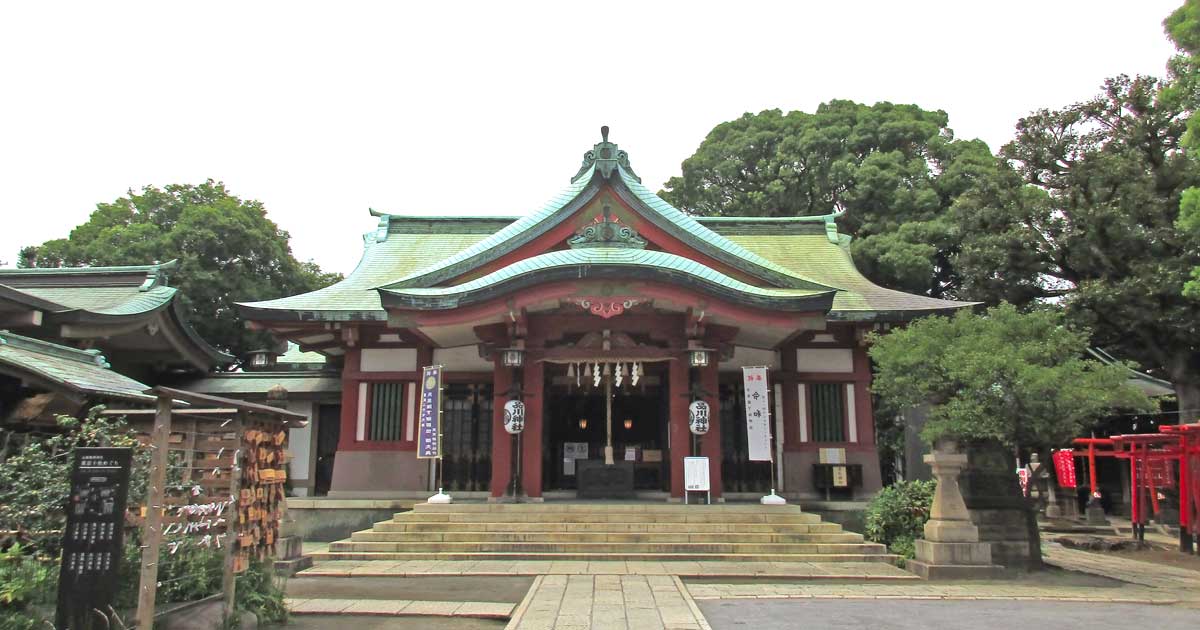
[1051,449,1077,488]
[416,365,442,459]
[742,366,772,461]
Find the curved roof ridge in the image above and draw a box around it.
[613,168,844,291]
[381,248,833,301]
[380,167,603,288]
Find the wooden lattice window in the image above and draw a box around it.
[369,382,405,441]
[809,383,846,443]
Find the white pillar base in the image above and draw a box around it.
[760,489,787,505]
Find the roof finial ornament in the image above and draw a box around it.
[571,125,640,184]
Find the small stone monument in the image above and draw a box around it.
[908,440,1003,579]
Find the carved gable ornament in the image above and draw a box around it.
[568,205,646,250]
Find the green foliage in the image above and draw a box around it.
[0,544,57,630]
[954,71,1200,418]
[21,180,342,358]
[0,410,148,556]
[868,304,1154,449]
[660,103,1001,298]
[0,544,54,607]
[864,480,936,559]
[236,558,288,625]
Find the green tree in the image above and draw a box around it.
[1164,1,1200,301]
[868,304,1153,451]
[660,102,1000,298]
[21,181,341,358]
[953,73,1200,420]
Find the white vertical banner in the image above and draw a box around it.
[742,366,772,461]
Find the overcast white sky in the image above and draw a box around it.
[0,1,1184,275]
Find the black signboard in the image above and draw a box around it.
[55,447,133,630]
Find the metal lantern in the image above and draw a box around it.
[503,399,526,434]
[501,348,525,368]
[689,349,709,368]
[688,400,711,435]
[578,418,588,430]
[623,418,633,430]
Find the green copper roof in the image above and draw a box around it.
[0,261,233,367]
[612,167,840,290]
[240,130,974,323]
[0,260,178,317]
[238,224,494,320]
[0,330,153,401]
[379,164,837,292]
[379,248,836,312]
[719,233,974,320]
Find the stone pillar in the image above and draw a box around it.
[520,357,544,501]
[908,441,1003,579]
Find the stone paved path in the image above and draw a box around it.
[1042,542,1200,590]
[505,574,711,630]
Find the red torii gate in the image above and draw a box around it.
[1073,422,1200,553]
[1160,423,1200,553]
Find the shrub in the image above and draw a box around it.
[237,558,288,625]
[864,479,936,559]
[0,543,56,629]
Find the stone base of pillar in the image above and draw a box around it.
[908,539,1003,580]
[1085,501,1108,525]
[273,535,313,576]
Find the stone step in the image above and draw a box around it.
[310,550,898,563]
[371,521,846,535]
[372,520,845,534]
[328,541,886,554]
[409,503,807,514]
[395,512,822,524]
[349,530,866,544]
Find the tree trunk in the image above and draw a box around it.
[1166,353,1200,425]
[1169,374,1200,425]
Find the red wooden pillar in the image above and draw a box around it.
[336,348,362,451]
[699,361,722,500]
[852,346,875,446]
[669,355,689,499]
[521,357,544,499]
[490,357,513,498]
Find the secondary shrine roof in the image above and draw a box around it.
[0,330,154,402]
[0,261,233,370]
[239,129,974,325]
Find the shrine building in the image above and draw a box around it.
[238,129,972,502]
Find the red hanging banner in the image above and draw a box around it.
[1052,449,1077,488]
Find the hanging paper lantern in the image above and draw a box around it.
[503,400,526,434]
[688,400,711,435]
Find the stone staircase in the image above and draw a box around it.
[309,502,897,564]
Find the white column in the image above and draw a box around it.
[846,383,858,443]
[797,383,809,443]
[404,381,417,442]
[355,382,368,441]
